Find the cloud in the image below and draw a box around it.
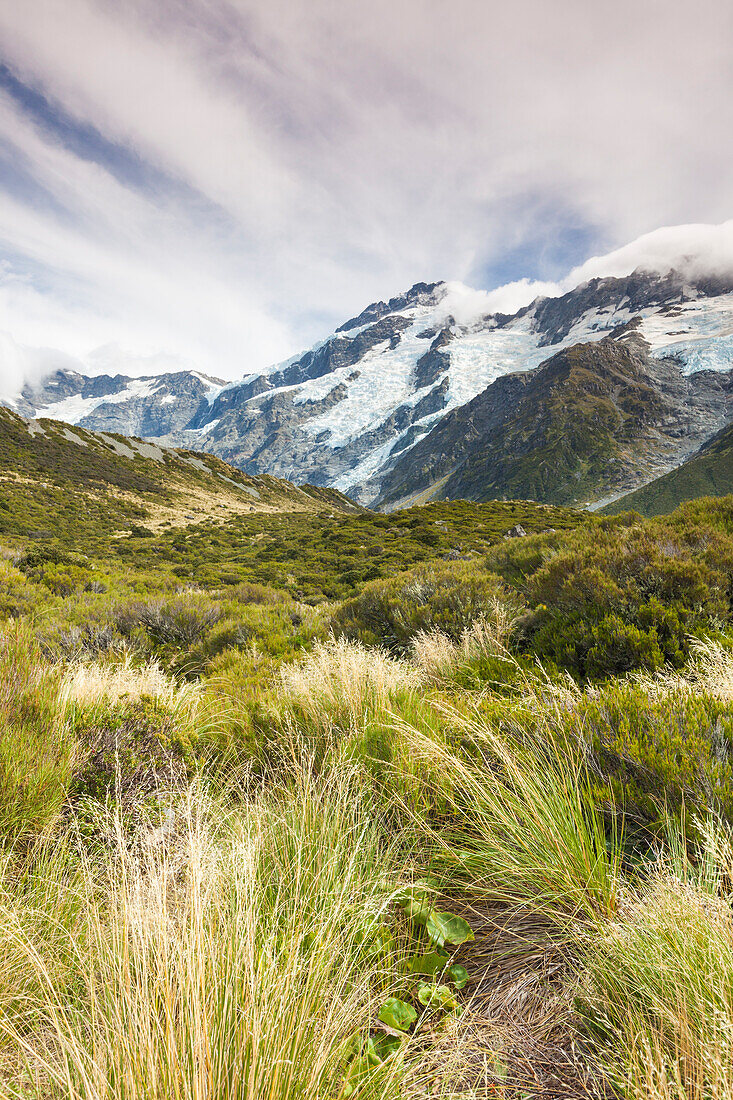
[438,279,562,326]
[565,221,733,287]
[0,330,82,403]
[0,0,730,394]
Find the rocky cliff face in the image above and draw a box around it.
[14,369,223,438]
[603,416,733,517]
[6,267,733,509]
[378,323,733,508]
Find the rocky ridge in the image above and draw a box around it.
[378,322,733,509]
[6,267,733,509]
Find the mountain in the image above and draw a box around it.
[6,267,733,508]
[378,322,732,509]
[13,369,224,437]
[602,419,733,517]
[0,406,358,550]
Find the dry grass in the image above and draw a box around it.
[279,636,423,727]
[684,637,733,701]
[578,817,733,1100]
[625,637,733,704]
[0,770,415,1100]
[58,656,200,716]
[411,602,517,680]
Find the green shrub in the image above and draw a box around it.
[490,517,733,678]
[0,560,41,621]
[333,561,507,654]
[36,562,91,597]
[0,623,73,842]
[16,546,92,597]
[550,679,733,830]
[531,610,667,678]
[68,697,192,804]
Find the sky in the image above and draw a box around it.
[0,0,732,395]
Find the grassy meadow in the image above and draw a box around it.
[4,487,733,1097]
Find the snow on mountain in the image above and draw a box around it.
[15,369,224,438]
[30,377,161,424]
[4,265,733,506]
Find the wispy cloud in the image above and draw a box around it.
[0,0,731,392]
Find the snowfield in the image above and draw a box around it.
[16,276,733,498]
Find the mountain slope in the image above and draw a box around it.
[377,325,732,508]
[602,420,733,516]
[13,369,223,437]
[0,406,358,549]
[7,267,733,507]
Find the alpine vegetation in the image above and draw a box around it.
[5,453,733,1094]
[2,1,733,1092]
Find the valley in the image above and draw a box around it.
[3,4,733,1094]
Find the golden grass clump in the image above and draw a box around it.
[58,656,200,716]
[410,601,516,680]
[0,770,414,1100]
[278,636,422,726]
[582,848,733,1099]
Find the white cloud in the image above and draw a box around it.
[0,0,731,395]
[0,331,81,403]
[565,221,733,288]
[438,279,562,326]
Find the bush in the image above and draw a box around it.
[0,623,73,841]
[490,517,733,679]
[15,546,93,597]
[549,678,733,830]
[115,598,222,650]
[333,561,507,654]
[35,562,92,597]
[531,610,667,679]
[68,697,192,804]
[0,560,41,621]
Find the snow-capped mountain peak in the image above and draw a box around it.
[7,264,733,506]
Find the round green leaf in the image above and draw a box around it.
[425,910,474,948]
[416,982,459,1009]
[406,950,449,976]
[448,964,469,989]
[372,1034,402,1060]
[378,997,418,1031]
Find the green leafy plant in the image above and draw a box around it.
[416,983,460,1010]
[377,998,417,1032]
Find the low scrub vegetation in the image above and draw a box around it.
[4,493,733,1096]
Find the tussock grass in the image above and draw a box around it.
[278,636,423,730]
[690,637,733,700]
[582,820,733,1098]
[401,710,621,931]
[411,601,516,681]
[634,636,733,703]
[59,656,201,714]
[0,770,414,1100]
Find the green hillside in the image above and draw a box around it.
[604,419,733,516]
[0,405,357,549]
[6,403,733,1094]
